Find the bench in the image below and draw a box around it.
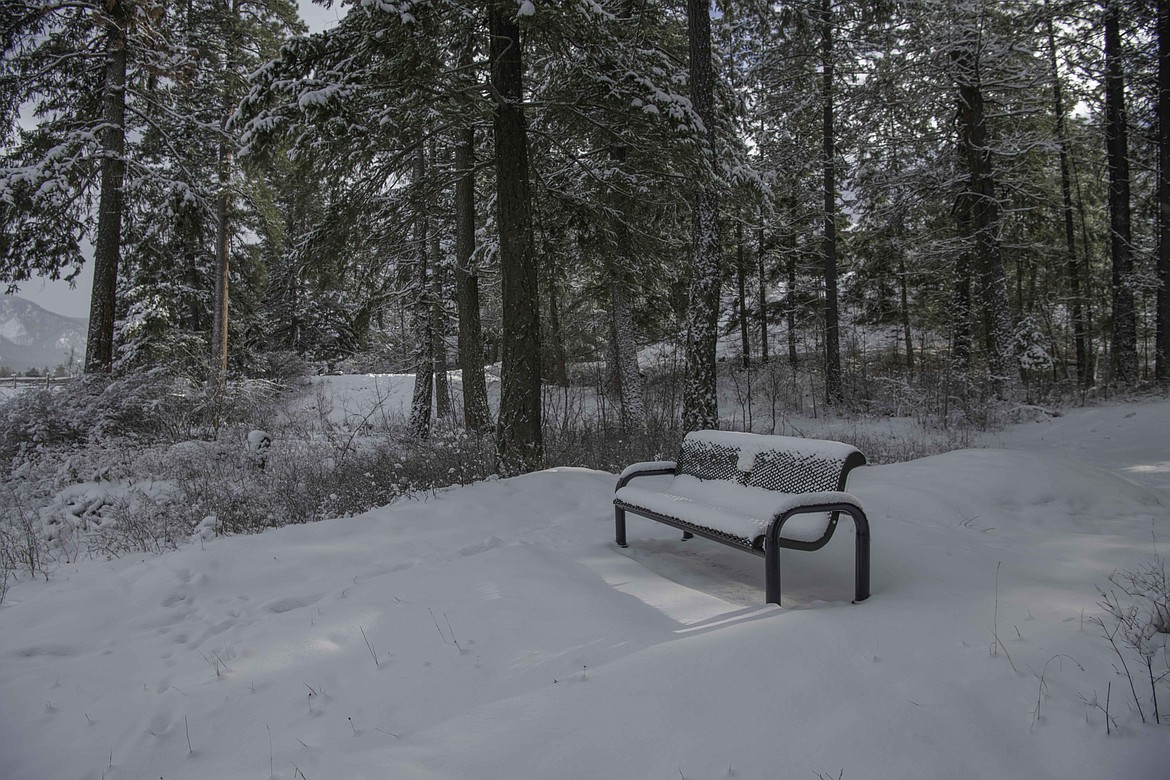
[613,430,870,605]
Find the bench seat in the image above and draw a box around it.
[616,475,861,545]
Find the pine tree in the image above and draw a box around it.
[0,0,167,372]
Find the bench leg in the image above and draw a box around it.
[615,507,628,548]
[765,543,782,606]
[852,508,871,603]
[681,531,693,541]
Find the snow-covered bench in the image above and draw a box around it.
[614,430,870,605]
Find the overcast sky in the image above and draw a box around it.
[18,1,344,319]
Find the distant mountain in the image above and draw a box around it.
[0,296,87,373]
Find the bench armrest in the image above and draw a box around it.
[616,460,677,490]
[767,491,863,518]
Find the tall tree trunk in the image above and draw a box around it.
[545,258,569,387]
[211,140,232,387]
[1157,0,1170,381]
[757,226,769,364]
[454,124,492,431]
[490,6,542,472]
[211,0,241,388]
[821,0,843,403]
[608,146,645,428]
[85,0,128,374]
[1105,0,1137,383]
[953,38,1015,391]
[952,208,973,371]
[431,218,450,419]
[736,221,750,368]
[786,219,798,367]
[682,0,721,431]
[409,146,433,440]
[899,258,914,377]
[1045,0,1089,386]
[608,271,645,428]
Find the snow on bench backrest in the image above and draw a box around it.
[679,430,863,494]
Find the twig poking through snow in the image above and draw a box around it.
[992,562,1018,673]
[359,625,379,667]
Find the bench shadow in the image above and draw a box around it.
[619,528,863,611]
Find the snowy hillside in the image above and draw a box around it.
[1,396,1168,779]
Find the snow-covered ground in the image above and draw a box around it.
[2,390,1168,779]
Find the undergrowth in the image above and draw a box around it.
[0,357,1019,602]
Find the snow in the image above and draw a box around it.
[2,394,1170,779]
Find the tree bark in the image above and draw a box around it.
[682,0,721,432]
[490,6,542,472]
[85,0,128,374]
[821,0,843,403]
[454,124,493,431]
[1105,0,1137,383]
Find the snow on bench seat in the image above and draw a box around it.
[615,475,861,545]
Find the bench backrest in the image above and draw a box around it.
[677,430,865,493]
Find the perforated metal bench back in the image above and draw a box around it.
[677,438,745,483]
[676,431,863,493]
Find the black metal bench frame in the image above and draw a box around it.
[613,435,870,606]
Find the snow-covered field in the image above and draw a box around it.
[2,386,1168,779]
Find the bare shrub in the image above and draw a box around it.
[1092,552,1170,725]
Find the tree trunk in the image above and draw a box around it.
[490,6,542,472]
[409,146,433,440]
[1105,0,1137,383]
[757,226,769,364]
[682,0,721,432]
[736,221,750,368]
[1045,0,1089,386]
[431,219,450,419]
[211,142,232,387]
[454,124,492,431]
[952,193,974,371]
[821,0,843,403]
[899,256,914,377]
[786,218,798,367]
[85,0,128,374]
[211,0,241,388]
[953,39,1015,391]
[608,146,645,429]
[545,259,569,388]
[1157,0,1170,381]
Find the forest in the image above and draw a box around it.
[2,0,1169,470]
